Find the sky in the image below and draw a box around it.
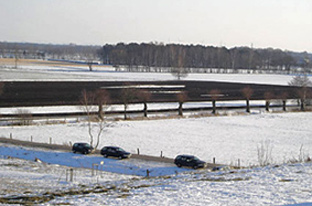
[0,0,312,52]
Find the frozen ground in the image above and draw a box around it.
[1,156,312,205]
[1,112,311,167]
[0,63,300,85]
[1,60,312,205]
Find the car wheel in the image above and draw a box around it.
[193,165,198,169]
[103,154,108,158]
[73,151,76,153]
[177,164,182,168]
[118,156,123,160]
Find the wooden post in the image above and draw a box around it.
[66,169,74,182]
[238,159,240,168]
[146,169,150,177]
[49,137,52,144]
[92,164,99,176]
[137,148,140,155]
[10,133,12,139]
[213,157,216,164]
[160,151,163,158]
[31,136,33,142]
[70,168,74,182]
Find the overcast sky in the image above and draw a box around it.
[1,0,312,52]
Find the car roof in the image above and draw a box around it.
[177,154,196,158]
[74,142,89,145]
[103,146,121,149]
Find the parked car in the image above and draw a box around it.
[72,142,93,154]
[174,155,206,169]
[100,146,131,159]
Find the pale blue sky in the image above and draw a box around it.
[1,0,311,52]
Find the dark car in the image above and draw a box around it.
[174,155,206,169]
[72,142,93,154]
[100,146,131,159]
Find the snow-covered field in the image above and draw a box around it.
[0,61,298,85]
[1,155,312,205]
[1,112,311,167]
[1,61,312,205]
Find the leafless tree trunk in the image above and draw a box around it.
[137,89,151,118]
[288,75,312,111]
[171,47,188,80]
[264,91,274,112]
[209,89,221,114]
[121,85,138,120]
[279,92,288,111]
[241,87,253,113]
[80,89,110,151]
[176,91,188,116]
[93,89,110,120]
[14,50,19,69]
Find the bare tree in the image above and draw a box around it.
[121,86,138,120]
[93,89,110,120]
[171,47,188,80]
[209,89,221,114]
[176,91,188,116]
[80,89,110,151]
[15,109,33,125]
[241,87,253,113]
[137,89,151,117]
[14,49,19,69]
[289,75,312,111]
[279,92,288,111]
[264,91,274,112]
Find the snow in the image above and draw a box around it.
[1,155,312,205]
[1,61,312,205]
[1,112,311,168]
[0,64,300,85]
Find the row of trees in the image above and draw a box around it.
[82,76,312,121]
[0,42,101,61]
[79,75,312,151]
[100,43,312,73]
[1,41,312,74]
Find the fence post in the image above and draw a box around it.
[92,163,99,176]
[70,168,74,182]
[213,157,216,164]
[49,137,52,144]
[160,151,163,158]
[137,148,140,155]
[31,136,33,142]
[238,159,240,168]
[10,133,12,139]
[146,169,150,177]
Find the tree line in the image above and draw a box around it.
[0,42,101,61]
[1,41,312,74]
[99,43,312,74]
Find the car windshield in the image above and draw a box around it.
[116,148,125,152]
[193,157,200,161]
[82,143,91,148]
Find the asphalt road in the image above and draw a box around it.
[0,137,223,169]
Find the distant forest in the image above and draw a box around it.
[1,41,312,74]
